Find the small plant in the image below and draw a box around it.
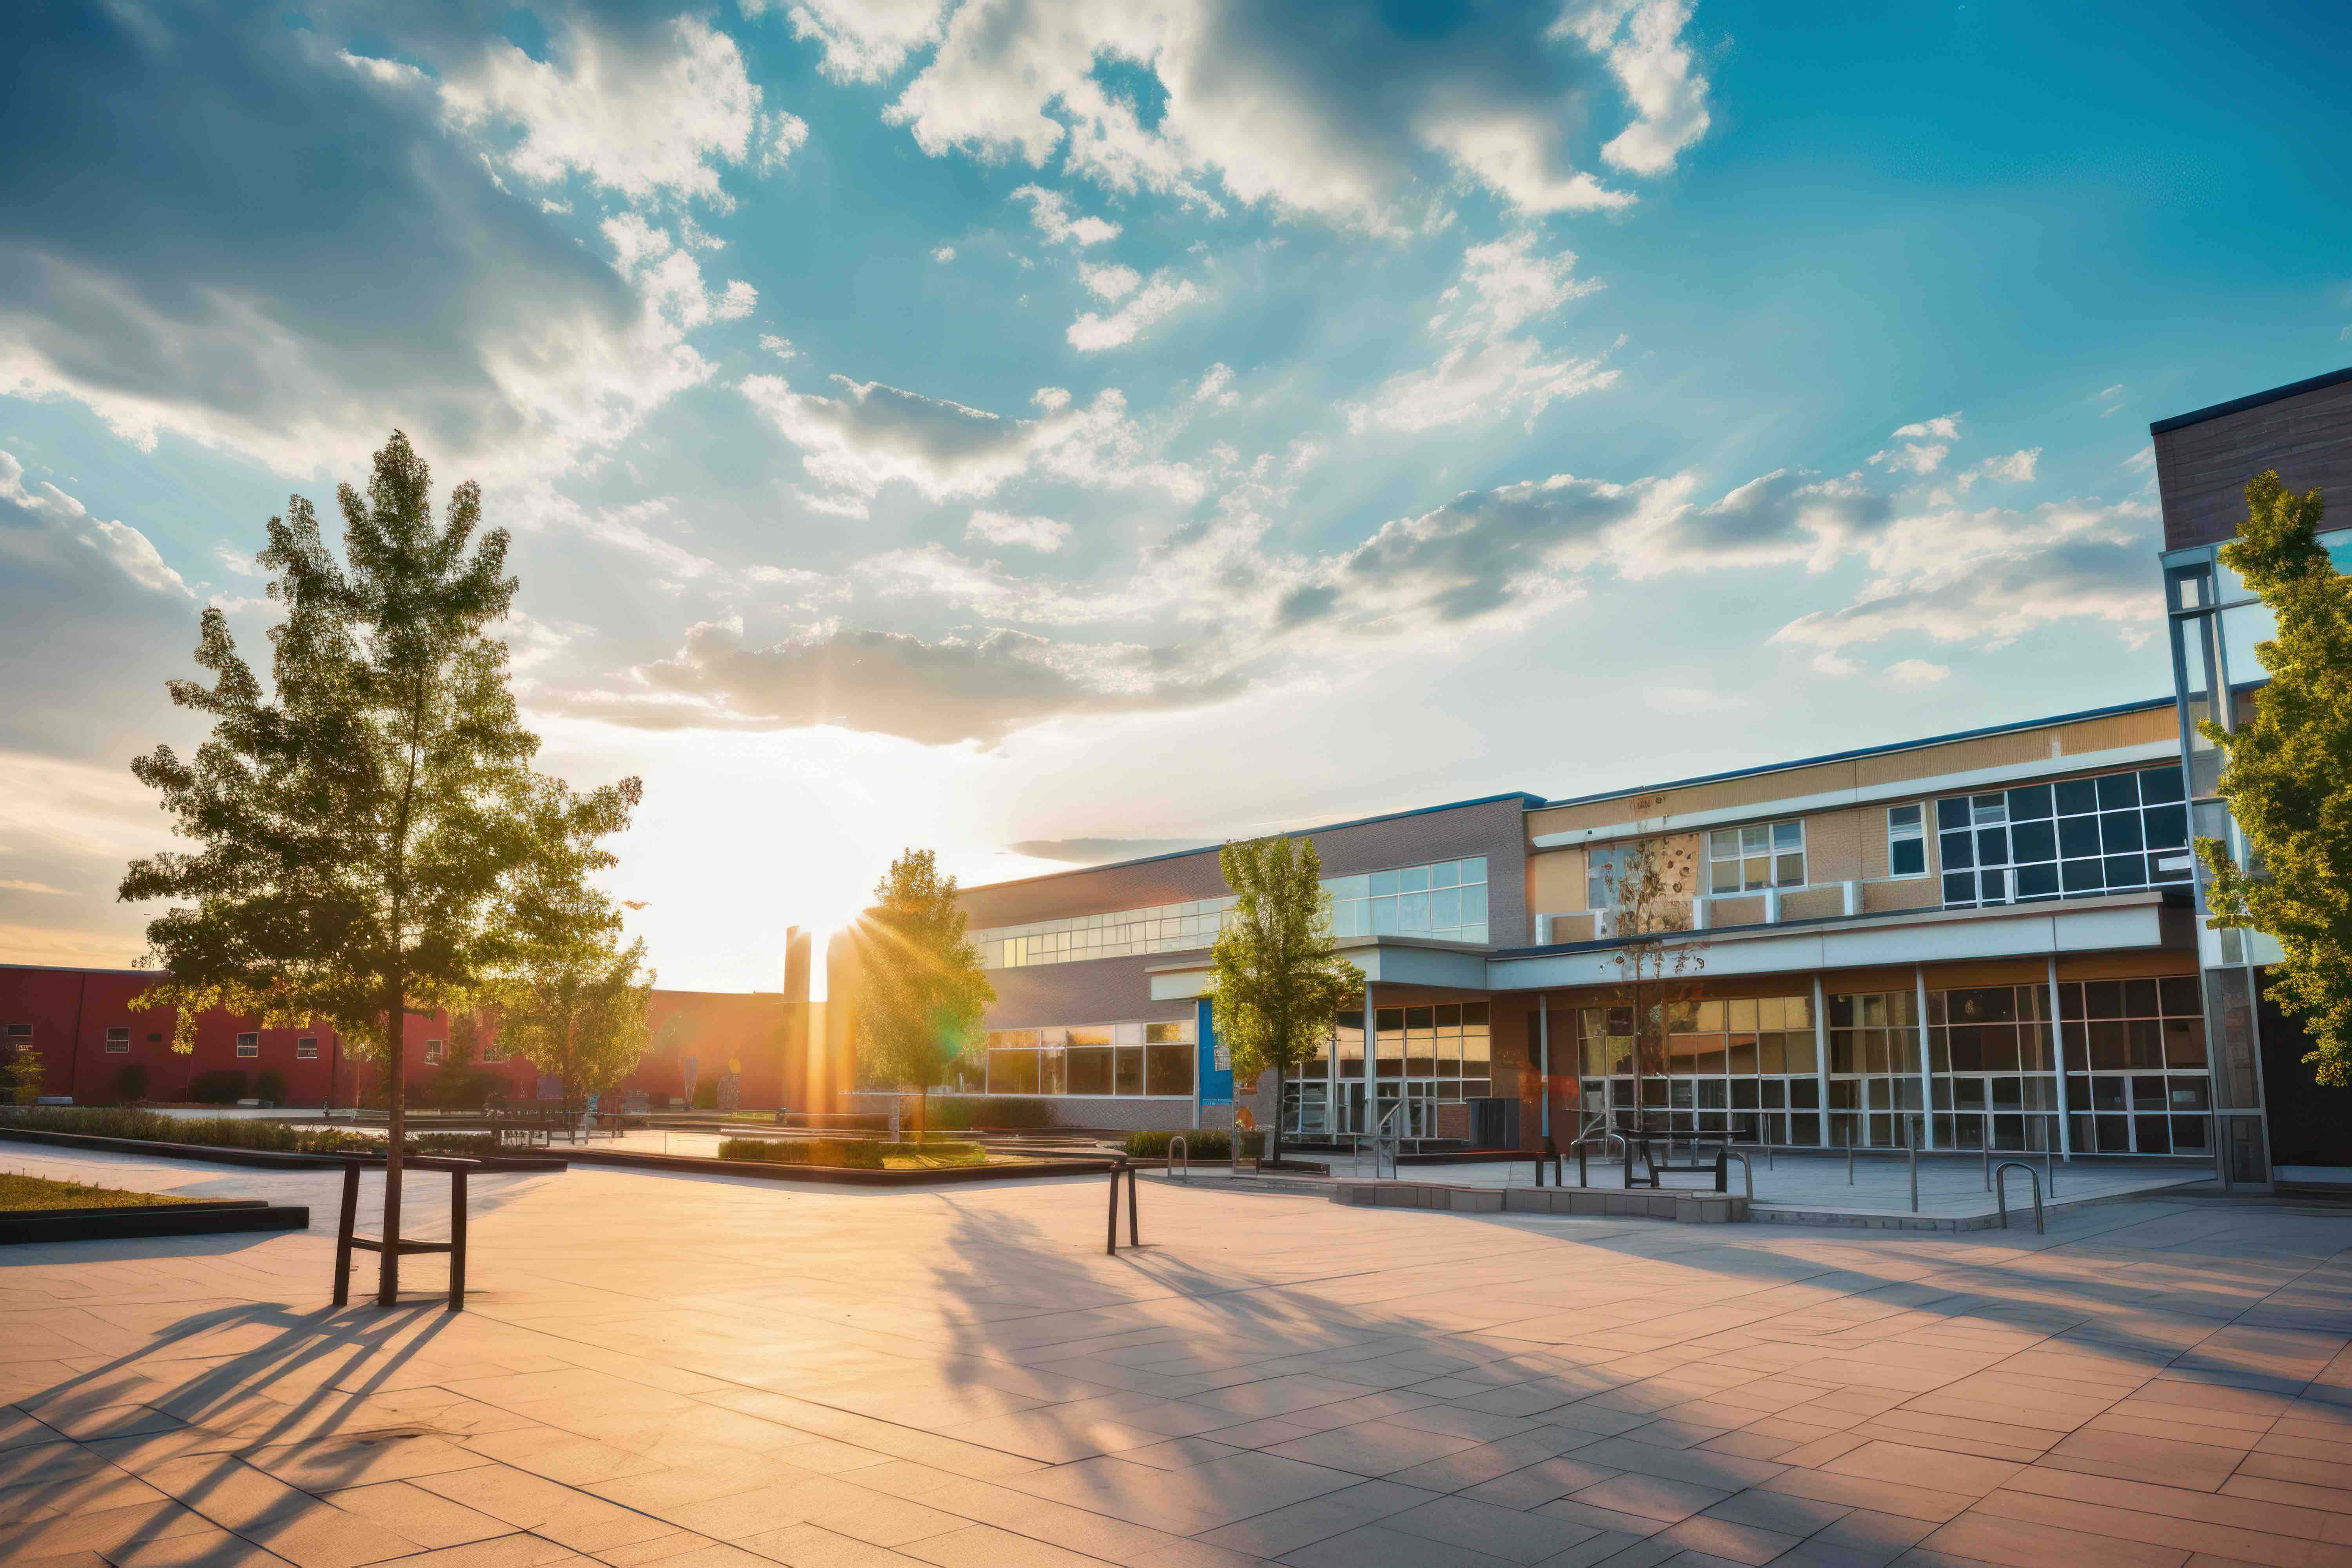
[1124,1130,1230,1160]
[114,1062,151,1105]
[254,1067,288,1104]
[3,1044,46,1106]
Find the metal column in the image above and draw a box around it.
[1913,965,1935,1150]
[1538,993,1550,1141]
[1812,975,1831,1148]
[2048,953,2072,1160]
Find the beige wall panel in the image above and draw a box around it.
[2056,951,2201,981]
[1863,878,1941,913]
[1540,911,1599,944]
[1527,849,1586,927]
[1710,895,1768,926]
[1528,799,1645,837]
[2056,706,2178,755]
[1802,808,1867,883]
[1854,730,2053,787]
[1780,887,1846,920]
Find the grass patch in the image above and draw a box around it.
[1124,1130,1231,1161]
[715,1137,994,1171]
[0,1105,495,1158]
[0,1172,196,1212]
[877,1141,988,1169]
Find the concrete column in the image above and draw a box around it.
[1812,974,1831,1149]
[1915,965,1934,1150]
[1362,978,1374,1137]
[2049,953,2072,1160]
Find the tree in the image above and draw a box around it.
[495,935,654,1124]
[2,1040,43,1105]
[1592,806,1708,1142]
[853,849,994,1136]
[1209,835,1363,1167]
[119,432,639,1306]
[2196,471,2352,1086]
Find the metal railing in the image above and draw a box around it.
[1165,1134,1189,1183]
[1994,1160,2045,1234]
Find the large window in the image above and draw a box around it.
[238,1032,261,1058]
[105,1026,131,1053]
[2062,976,2209,1154]
[1324,858,1487,943]
[966,1019,1196,1097]
[1938,767,2189,910]
[976,855,1490,969]
[1827,991,1921,1146]
[1580,996,1818,1142]
[1887,804,1926,878]
[1708,822,1804,894]
[297,1036,319,1060]
[1927,985,2057,1152]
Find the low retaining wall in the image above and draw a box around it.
[0,1200,310,1245]
[1330,1181,1746,1224]
[562,1146,1121,1187]
[0,1127,564,1173]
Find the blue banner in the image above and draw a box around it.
[1196,999,1233,1107]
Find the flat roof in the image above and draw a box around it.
[965,791,1544,894]
[2151,363,2352,436]
[1532,695,2175,812]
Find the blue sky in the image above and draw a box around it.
[4,0,2348,989]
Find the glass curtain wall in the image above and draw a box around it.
[1827,991,1921,1147]
[1926,985,2058,1152]
[956,1019,1196,1098]
[1290,1002,1491,1138]
[2060,976,2212,1154]
[1578,996,1817,1140]
[1936,769,2190,910]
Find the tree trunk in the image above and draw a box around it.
[378,970,404,1307]
[1270,1062,1283,1168]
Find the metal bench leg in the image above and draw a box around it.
[333,1163,359,1308]
[1126,1166,1140,1248]
[1107,1163,1122,1255]
[448,1169,467,1312]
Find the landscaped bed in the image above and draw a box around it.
[717,1137,998,1171]
[0,1106,496,1158]
[0,1171,197,1211]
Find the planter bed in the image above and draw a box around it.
[563,1145,1121,1186]
[1,1198,310,1245]
[0,1126,564,1173]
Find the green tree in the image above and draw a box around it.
[2,1040,44,1105]
[1593,805,1708,1143]
[2196,471,2352,1085]
[853,849,994,1136]
[495,935,654,1125]
[1209,835,1363,1166]
[119,432,639,1305]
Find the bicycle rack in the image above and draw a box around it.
[1718,1148,1754,1204]
[1166,1134,1189,1183]
[1993,1160,2045,1235]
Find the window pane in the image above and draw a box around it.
[2062,858,2103,892]
[2097,772,2139,809]
[2102,812,2145,852]
[1713,861,1741,894]
[1432,887,1461,928]
[1461,884,1488,923]
[1892,838,1925,877]
[2140,767,2185,804]
[2006,784,2053,821]
[1889,803,1922,830]
[1944,872,1975,904]
[1941,831,1975,869]
[2054,778,2098,815]
[1973,794,2007,825]
[1978,827,2009,864]
[1114,1047,1144,1095]
[1462,858,1486,885]
[1741,825,1768,854]
[1773,822,1803,849]
[2016,863,2060,900]
[1775,853,1805,887]
[1144,1044,1193,1096]
[2058,816,2102,857]
[1399,865,1430,894]
[1937,797,1970,831]
[2144,805,2188,850]
[2012,820,2057,863]
[1370,869,1398,897]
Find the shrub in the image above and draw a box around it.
[0,1104,494,1157]
[876,1140,988,1165]
[717,1137,881,1169]
[190,1070,247,1105]
[254,1068,288,1104]
[113,1063,150,1105]
[691,1080,720,1110]
[1125,1130,1230,1160]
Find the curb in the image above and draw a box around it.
[0,1127,564,1174]
[0,1199,310,1245]
[561,1147,1121,1186]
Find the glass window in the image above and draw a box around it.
[1145,1044,1193,1096]
[104,1026,131,1053]
[988,1048,1039,1095]
[297,1036,319,1060]
[418,1037,437,1063]
[1938,767,2192,910]
[1887,804,1926,877]
[1710,820,1805,893]
[1066,1046,1112,1095]
[1114,1047,1145,1095]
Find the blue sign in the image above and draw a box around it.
[1196,1000,1233,1107]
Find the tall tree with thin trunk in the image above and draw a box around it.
[853,849,994,1136]
[1593,802,1708,1141]
[120,431,639,1305]
[1210,835,1362,1167]
[2197,471,2352,1085]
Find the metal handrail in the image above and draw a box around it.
[1994,1160,2045,1234]
[1166,1134,1189,1183]
[1720,1148,1754,1204]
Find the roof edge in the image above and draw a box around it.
[1530,695,2175,813]
[2151,364,2352,436]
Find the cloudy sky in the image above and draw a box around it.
[4,0,2348,990]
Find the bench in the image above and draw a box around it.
[332,1155,477,1310]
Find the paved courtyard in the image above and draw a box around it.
[6,1144,2352,1568]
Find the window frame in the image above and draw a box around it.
[235,1031,260,1059]
[1707,819,1807,895]
[423,1037,444,1064]
[1886,802,1927,879]
[104,1026,132,1053]
[296,1036,319,1060]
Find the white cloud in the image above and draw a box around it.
[2122,445,2155,473]
[0,454,189,598]
[1891,412,1962,440]
[760,335,799,358]
[769,0,948,83]
[931,244,957,263]
[432,17,796,208]
[1078,262,1141,301]
[1010,185,1121,246]
[1193,363,1238,407]
[740,374,1203,511]
[1956,447,2039,490]
[1869,412,1961,476]
[2095,383,2128,417]
[1067,271,1205,351]
[1564,0,1713,177]
[966,510,1071,551]
[876,0,1710,226]
[1885,659,1949,684]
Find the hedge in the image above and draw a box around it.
[0,1105,494,1157]
[718,1137,882,1169]
[1124,1130,1231,1160]
[918,1097,1057,1130]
